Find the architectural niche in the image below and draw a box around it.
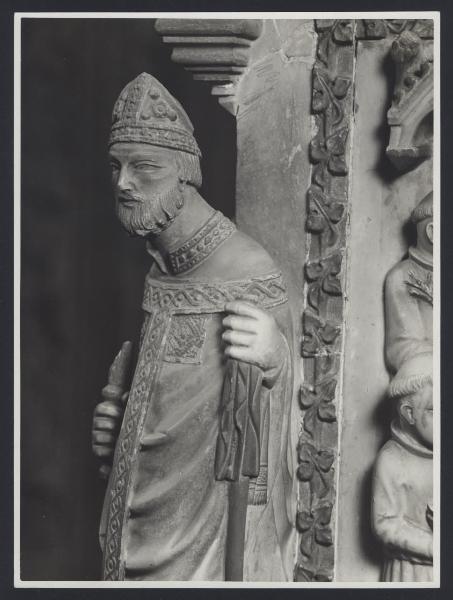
[155,19,263,115]
[386,29,433,172]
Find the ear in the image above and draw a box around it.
[399,401,415,425]
[426,221,433,244]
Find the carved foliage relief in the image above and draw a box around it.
[295,20,355,583]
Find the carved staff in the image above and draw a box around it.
[215,358,264,580]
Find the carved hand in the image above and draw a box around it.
[92,341,133,479]
[92,391,128,478]
[222,301,286,373]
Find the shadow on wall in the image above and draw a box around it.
[20,18,236,581]
[358,388,393,570]
[372,50,401,185]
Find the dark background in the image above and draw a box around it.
[20,18,236,581]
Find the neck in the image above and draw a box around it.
[149,186,215,254]
[411,243,433,268]
[392,419,432,457]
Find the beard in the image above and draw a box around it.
[116,183,185,237]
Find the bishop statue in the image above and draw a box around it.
[91,73,296,582]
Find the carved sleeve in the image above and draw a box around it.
[372,447,433,563]
[384,265,432,372]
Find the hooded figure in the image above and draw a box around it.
[372,353,433,582]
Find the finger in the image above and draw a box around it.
[94,401,123,418]
[222,315,257,333]
[222,329,254,347]
[93,417,118,432]
[93,444,114,459]
[121,391,129,407]
[224,345,256,364]
[92,431,116,445]
[224,301,261,319]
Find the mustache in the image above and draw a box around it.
[117,191,144,203]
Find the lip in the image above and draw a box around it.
[118,196,141,207]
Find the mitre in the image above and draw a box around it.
[109,72,201,157]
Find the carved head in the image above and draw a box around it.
[390,30,421,64]
[389,353,433,448]
[108,73,202,237]
[411,191,433,253]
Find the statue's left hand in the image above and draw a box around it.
[222,301,286,372]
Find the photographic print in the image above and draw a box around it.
[14,11,440,588]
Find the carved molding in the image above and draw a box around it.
[295,19,355,583]
[386,30,433,171]
[356,19,433,40]
[155,19,263,115]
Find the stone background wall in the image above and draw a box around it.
[335,38,433,582]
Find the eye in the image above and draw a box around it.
[134,161,161,171]
[109,161,120,172]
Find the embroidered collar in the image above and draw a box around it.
[146,210,236,276]
[409,246,433,271]
[391,420,433,459]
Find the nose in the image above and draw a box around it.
[116,165,133,192]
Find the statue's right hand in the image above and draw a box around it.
[92,392,128,461]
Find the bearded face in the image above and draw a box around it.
[109,142,185,237]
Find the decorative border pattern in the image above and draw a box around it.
[168,211,236,274]
[142,272,288,315]
[356,19,433,40]
[102,309,170,580]
[294,19,355,582]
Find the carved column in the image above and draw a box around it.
[295,20,355,582]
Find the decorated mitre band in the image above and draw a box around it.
[109,72,201,157]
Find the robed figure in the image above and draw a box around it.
[92,73,297,582]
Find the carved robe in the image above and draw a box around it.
[385,247,433,372]
[99,211,296,581]
[372,421,433,582]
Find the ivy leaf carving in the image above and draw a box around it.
[300,530,314,558]
[315,526,333,546]
[332,20,354,43]
[302,310,341,357]
[332,76,351,99]
[320,321,341,345]
[317,449,335,472]
[297,461,314,481]
[312,70,330,113]
[299,384,316,409]
[318,399,337,422]
[323,273,342,295]
[302,406,317,436]
[296,509,314,532]
[314,502,333,525]
[328,154,348,175]
[326,201,345,224]
[300,379,337,430]
[306,253,342,312]
[326,126,349,155]
[297,502,334,558]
